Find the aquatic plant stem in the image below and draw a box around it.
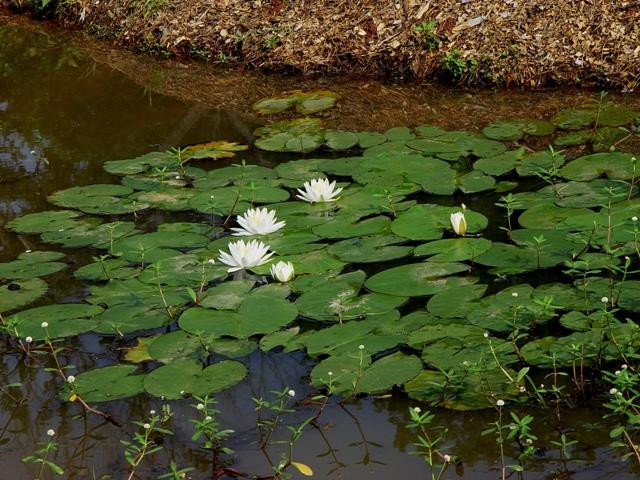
[126,428,152,480]
[43,334,117,424]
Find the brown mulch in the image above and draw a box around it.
[2,0,640,88]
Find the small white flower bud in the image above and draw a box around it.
[511,292,519,297]
[610,388,618,395]
[601,297,609,304]
[443,454,451,463]
[47,429,55,437]
[66,375,75,384]
[288,389,295,397]
[196,403,205,411]
[149,410,156,415]
[25,336,33,344]
[41,322,49,328]
[143,423,151,430]
[496,399,505,407]
[413,407,421,413]
[358,344,365,350]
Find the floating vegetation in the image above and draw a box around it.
[2,101,640,414]
[253,90,339,115]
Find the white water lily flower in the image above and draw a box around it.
[450,211,467,236]
[296,178,343,203]
[218,239,274,272]
[231,207,286,236]
[270,261,295,282]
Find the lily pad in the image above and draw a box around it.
[365,262,472,297]
[74,365,146,402]
[0,251,66,280]
[0,278,48,312]
[143,359,247,400]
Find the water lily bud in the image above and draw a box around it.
[47,429,55,437]
[270,261,295,283]
[450,211,467,236]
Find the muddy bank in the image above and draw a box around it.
[2,0,640,89]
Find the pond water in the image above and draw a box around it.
[2,16,640,480]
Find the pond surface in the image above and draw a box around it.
[1,16,640,480]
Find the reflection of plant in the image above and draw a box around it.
[253,388,314,478]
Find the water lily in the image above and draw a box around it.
[270,261,295,282]
[296,178,343,203]
[450,210,467,236]
[231,207,286,236]
[218,239,274,272]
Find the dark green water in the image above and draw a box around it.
[1,18,640,480]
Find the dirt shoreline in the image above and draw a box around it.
[1,0,640,89]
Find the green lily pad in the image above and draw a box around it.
[426,284,487,318]
[414,238,492,262]
[74,365,146,402]
[94,305,172,335]
[40,221,138,249]
[148,330,202,361]
[199,279,255,310]
[325,130,359,150]
[474,148,524,176]
[179,294,298,339]
[0,251,66,280]
[356,352,423,394]
[103,151,177,176]
[482,121,524,141]
[143,359,247,400]
[560,152,637,181]
[365,262,472,297]
[6,210,84,234]
[405,367,520,410]
[0,278,48,312]
[328,234,412,263]
[74,259,139,281]
[10,303,103,340]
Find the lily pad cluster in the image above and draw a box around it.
[2,101,640,410]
